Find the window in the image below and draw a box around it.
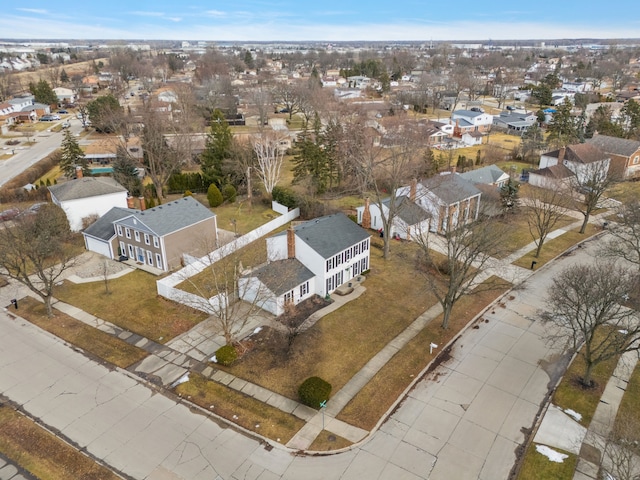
[134,230,140,242]
[117,225,123,236]
[128,244,134,258]
[125,228,131,239]
[300,282,309,297]
[144,233,150,245]
[153,236,159,248]
[119,241,125,257]
[147,250,153,266]
[155,253,162,270]
[284,291,294,304]
[634,155,640,165]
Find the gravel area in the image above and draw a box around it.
[70,252,130,279]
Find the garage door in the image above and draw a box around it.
[84,236,111,258]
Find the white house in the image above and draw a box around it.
[356,194,431,241]
[451,109,493,136]
[459,164,510,188]
[48,175,128,231]
[240,213,371,315]
[538,143,611,185]
[53,87,76,104]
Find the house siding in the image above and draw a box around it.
[54,191,128,232]
[163,217,217,271]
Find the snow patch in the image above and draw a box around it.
[254,327,262,334]
[211,355,218,363]
[170,373,190,388]
[564,408,582,422]
[536,444,568,463]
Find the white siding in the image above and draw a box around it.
[55,191,128,232]
[267,235,288,261]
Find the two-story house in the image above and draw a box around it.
[538,143,611,185]
[587,134,640,180]
[82,196,217,272]
[451,109,494,136]
[239,213,371,315]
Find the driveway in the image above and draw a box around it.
[0,236,603,479]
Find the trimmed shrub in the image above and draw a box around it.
[215,345,237,366]
[272,186,297,208]
[222,184,237,203]
[298,376,332,409]
[184,190,193,197]
[207,183,223,207]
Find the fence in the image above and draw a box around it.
[157,207,300,311]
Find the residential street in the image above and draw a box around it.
[0,119,83,188]
[0,231,606,479]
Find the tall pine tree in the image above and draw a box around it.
[200,109,232,186]
[59,129,89,178]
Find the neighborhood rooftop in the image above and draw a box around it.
[421,174,482,205]
[587,134,640,156]
[276,212,370,259]
[246,259,315,296]
[545,144,609,164]
[116,196,216,237]
[83,207,135,241]
[383,195,431,225]
[48,177,127,201]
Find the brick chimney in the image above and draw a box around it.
[75,165,83,179]
[362,197,371,229]
[138,196,146,211]
[410,178,417,202]
[286,226,296,259]
[127,196,135,209]
[558,147,566,163]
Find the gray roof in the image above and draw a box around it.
[459,165,508,185]
[276,213,370,259]
[82,207,134,241]
[421,174,482,204]
[48,177,127,202]
[453,109,483,118]
[587,135,640,157]
[115,196,215,237]
[383,196,431,225]
[246,259,315,296]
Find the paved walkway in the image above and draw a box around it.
[0,210,626,479]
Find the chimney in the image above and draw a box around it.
[75,165,83,179]
[362,197,371,229]
[558,147,566,163]
[410,178,417,202]
[127,196,135,209]
[450,165,457,174]
[286,226,296,259]
[138,196,146,211]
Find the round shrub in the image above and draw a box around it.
[298,376,332,409]
[207,183,223,207]
[215,345,237,366]
[222,184,237,203]
[184,190,193,197]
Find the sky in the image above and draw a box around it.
[1,1,639,42]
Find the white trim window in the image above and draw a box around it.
[153,236,159,248]
[125,228,131,239]
[146,250,153,266]
[134,230,140,242]
[144,233,150,245]
[300,281,309,297]
[119,241,125,257]
[634,155,640,165]
[155,253,162,270]
[117,225,123,236]
[284,290,294,304]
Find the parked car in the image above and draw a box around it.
[51,114,61,120]
[57,109,68,114]
[0,208,20,222]
[39,115,55,121]
[62,121,70,128]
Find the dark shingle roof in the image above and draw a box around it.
[544,144,609,164]
[48,177,127,202]
[383,196,431,225]
[246,259,315,296]
[587,135,640,157]
[82,207,134,241]
[531,164,574,179]
[277,213,370,259]
[115,196,215,237]
[421,174,482,205]
[459,165,508,185]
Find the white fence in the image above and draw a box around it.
[157,207,300,311]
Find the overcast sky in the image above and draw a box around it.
[1,1,639,42]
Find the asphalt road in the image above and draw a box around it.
[0,234,605,479]
[0,118,83,188]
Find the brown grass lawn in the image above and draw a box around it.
[0,405,120,480]
[308,430,353,451]
[516,446,577,480]
[338,277,507,430]
[225,238,441,403]
[607,180,640,204]
[175,373,304,443]
[54,270,207,343]
[552,331,622,428]
[18,297,147,368]
[513,223,600,270]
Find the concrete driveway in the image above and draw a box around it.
[0,236,604,479]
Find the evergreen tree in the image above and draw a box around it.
[86,94,123,133]
[521,123,546,165]
[29,79,58,105]
[112,147,143,196]
[547,98,579,148]
[59,129,88,178]
[621,99,640,139]
[499,177,520,213]
[60,69,69,83]
[200,109,232,185]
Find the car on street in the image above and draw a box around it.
[62,121,70,128]
[51,114,61,120]
[58,109,68,114]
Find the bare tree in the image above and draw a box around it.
[599,200,640,271]
[526,185,571,258]
[251,131,285,197]
[272,83,301,119]
[0,204,76,317]
[599,413,640,480]
[543,262,640,387]
[570,160,616,234]
[251,86,271,127]
[415,215,506,329]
